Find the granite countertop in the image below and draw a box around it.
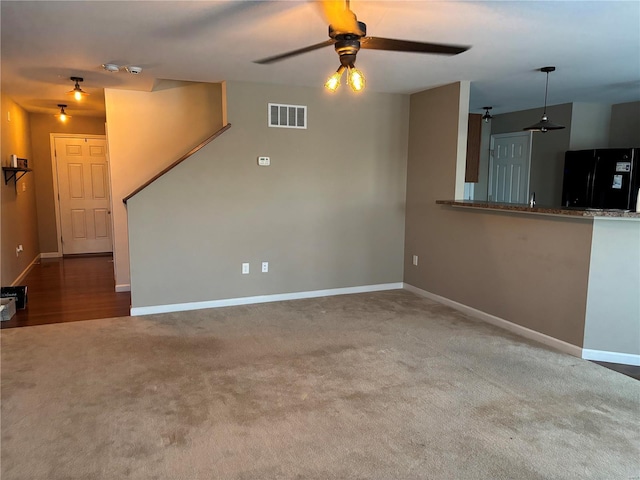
[436,200,640,219]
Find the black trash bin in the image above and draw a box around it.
[1,286,28,309]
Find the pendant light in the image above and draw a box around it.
[524,66,565,133]
[67,76,89,101]
[55,104,71,122]
[482,106,493,123]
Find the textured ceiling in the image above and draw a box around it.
[1,1,639,117]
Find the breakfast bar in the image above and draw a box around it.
[436,199,640,219]
[436,199,640,366]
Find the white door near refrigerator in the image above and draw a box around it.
[488,132,532,204]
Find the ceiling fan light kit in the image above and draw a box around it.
[324,64,365,92]
[524,66,565,133]
[67,76,88,101]
[255,0,469,93]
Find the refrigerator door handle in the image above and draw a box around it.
[588,157,599,207]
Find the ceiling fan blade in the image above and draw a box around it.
[254,39,336,64]
[361,37,470,56]
[319,0,363,35]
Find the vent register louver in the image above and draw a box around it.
[269,103,307,129]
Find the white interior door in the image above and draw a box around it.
[55,136,112,254]
[488,132,532,204]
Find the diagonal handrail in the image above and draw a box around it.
[123,123,231,204]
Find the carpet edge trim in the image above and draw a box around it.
[403,283,583,358]
[130,282,404,315]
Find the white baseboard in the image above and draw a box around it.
[403,283,583,358]
[131,282,403,316]
[40,252,62,259]
[115,284,131,293]
[11,254,41,286]
[582,349,640,366]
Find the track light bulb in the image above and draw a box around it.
[347,67,365,92]
[325,66,345,92]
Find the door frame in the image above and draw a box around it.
[488,131,533,203]
[50,133,111,256]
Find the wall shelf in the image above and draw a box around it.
[3,167,32,185]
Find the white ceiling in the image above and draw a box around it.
[2,1,639,118]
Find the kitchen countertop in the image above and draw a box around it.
[436,200,640,219]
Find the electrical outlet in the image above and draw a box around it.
[262,262,269,273]
[242,263,250,274]
[412,255,418,266]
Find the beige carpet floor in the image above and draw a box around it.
[1,290,638,479]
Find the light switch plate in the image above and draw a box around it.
[258,156,270,166]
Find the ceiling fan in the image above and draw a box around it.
[254,0,471,92]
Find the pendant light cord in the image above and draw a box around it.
[542,71,549,115]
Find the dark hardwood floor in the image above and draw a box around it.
[1,254,130,329]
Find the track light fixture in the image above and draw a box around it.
[67,77,89,101]
[482,106,493,123]
[55,104,71,122]
[524,66,565,133]
[324,64,366,93]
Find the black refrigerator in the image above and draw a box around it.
[562,148,639,210]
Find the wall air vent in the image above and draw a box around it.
[268,103,307,129]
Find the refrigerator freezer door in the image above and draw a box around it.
[562,150,596,207]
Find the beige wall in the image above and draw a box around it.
[609,101,640,147]
[1,94,38,285]
[127,81,409,308]
[404,83,592,348]
[569,103,611,150]
[491,103,572,206]
[104,81,224,289]
[29,114,106,254]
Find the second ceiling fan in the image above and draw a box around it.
[255,0,471,92]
